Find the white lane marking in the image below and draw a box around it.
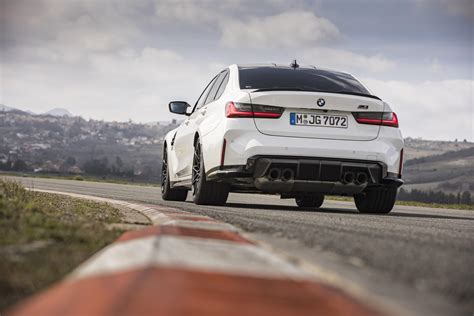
[69,235,308,281]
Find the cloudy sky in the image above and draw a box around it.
[1,0,473,140]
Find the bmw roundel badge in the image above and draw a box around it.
[317,98,326,107]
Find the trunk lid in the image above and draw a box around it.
[249,91,384,141]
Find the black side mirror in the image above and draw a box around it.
[168,101,190,115]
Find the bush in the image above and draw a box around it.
[398,188,473,205]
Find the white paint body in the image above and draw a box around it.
[165,64,404,185]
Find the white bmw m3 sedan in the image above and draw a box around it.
[162,63,404,213]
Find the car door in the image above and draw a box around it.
[200,69,229,137]
[172,73,223,180]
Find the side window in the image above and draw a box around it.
[195,76,217,110]
[214,71,229,101]
[204,71,226,105]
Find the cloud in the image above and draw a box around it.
[1,45,223,122]
[416,0,474,18]
[220,11,340,49]
[153,0,305,25]
[1,0,144,63]
[362,78,474,141]
[1,0,471,142]
[154,0,234,24]
[302,48,395,73]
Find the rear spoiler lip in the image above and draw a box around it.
[249,88,382,101]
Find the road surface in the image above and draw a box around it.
[7,176,474,315]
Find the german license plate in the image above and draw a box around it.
[290,113,348,128]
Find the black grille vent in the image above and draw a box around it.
[297,163,319,181]
[320,162,342,181]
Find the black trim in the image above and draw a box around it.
[191,75,218,114]
[252,88,381,100]
[245,155,388,174]
[212,69,230,102]
[170,179,192,189]
[206,165,251,180]
[204,156,403,194]
[191,68,230,114]
[380,176,404,188]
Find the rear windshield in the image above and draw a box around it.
[239,66,372,96]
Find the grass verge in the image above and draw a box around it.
[0,180,126,310]
[0,171,159,187]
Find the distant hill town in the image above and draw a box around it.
[0,105,178,181]
[0,105,473,204]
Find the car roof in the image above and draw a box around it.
[235,63,351,75]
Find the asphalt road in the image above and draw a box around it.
[7,176,474,315]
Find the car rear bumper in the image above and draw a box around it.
[207,155,403,194]
[215,126,404,176]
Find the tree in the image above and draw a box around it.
[11,159,28,171]
[115,156,123,169]
[83,158,109,176]
[65,156,76,166]
[461,191,471,205]
[67,122,82,138]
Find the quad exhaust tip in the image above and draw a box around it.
[268,168,281,181]
[266,168,366,185]
[342,172,355,184]
[355,172,368,185]
[267,168,294,181]
[342,172,368,185]
[281,168,294,182]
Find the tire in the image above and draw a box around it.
[161,145,188,201]
[354,187,397,214]
[192,140,229,205]
[295,194,324,208]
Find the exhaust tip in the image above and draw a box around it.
[267,168,281,181]
[342,172,355,184]
[281,168,294,182]
[355,172,368,185]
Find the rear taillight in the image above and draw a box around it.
[225,102,283,119]
[352,112,399,128]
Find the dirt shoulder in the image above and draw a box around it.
[0,180,150,310]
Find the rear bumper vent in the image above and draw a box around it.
[252,157,383,184]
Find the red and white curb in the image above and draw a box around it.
[6,190,382,316]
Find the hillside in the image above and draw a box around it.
[44,108,73,117]
[1,105,74,117]
[403,137,473,160]
[0,110,178,181]
[0,104,15,112]
[403,145,474,194]
[1,108,472,191]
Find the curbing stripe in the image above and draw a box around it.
[117,225,253,244]
[68,235,308,281]
[160,219,239,231]
[8,267,380,316]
